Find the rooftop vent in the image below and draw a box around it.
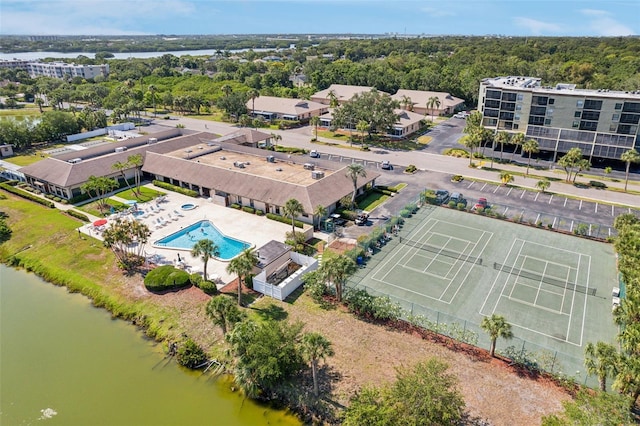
[233,161,246,168]
[267,155,276,163]
[147,137,157,144]
[311,170,324,179]
[69,158,82,164]
[303,163,315,170]
[115,146,127,153]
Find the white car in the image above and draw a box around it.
[381,160,392,170]
[309,150,320,158]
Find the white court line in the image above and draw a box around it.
[578,254,591,347]
[506,249,527,300]
[446,230,493,303]
[439,231,489,302]
[515,278,564,297]
[559,263,572,313]
[479,238,524,316]
[566,253,579,346]
[533,261,549,305]
[507,296,569,316]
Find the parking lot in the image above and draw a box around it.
[439,179,640,238]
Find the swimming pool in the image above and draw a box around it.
[154,220,251,261]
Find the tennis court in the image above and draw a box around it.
[349,205,618,381]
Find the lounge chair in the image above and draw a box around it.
[173,209,184,217]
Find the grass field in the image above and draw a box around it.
[348,205,619,387]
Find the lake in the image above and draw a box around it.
[0,265,300,426]
[0,48,276,61]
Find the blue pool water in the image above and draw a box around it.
[154,220,251,261]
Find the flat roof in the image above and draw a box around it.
[481,76,640,99]
[163,144,333,186]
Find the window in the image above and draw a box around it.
[610,124,618,132]
[584,99,603,110]
[581,111,600,121]
[574,111,582,118]
[576,100,584,108]
[612,114,620,122]
[517,93,524,101]
[615,103,623,110]
[515,104,522,111]
[546,108,554,116]
[548,98,555,105]
[544,118,552,125]
[486,89,501,99]
[514,114,521,121]
[513,124,519,130]
[572,121,579,128]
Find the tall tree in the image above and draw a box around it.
[480,314,513,357]
[510,132,525,156]
[427,96,441,122]
[320,255,356,303]
[269,132,282,148]
[205,295,243,336]
[300,332,334,397]
[127,154,144,197]
[461,132,481,166]
[283,198,304,238]
[102,218,151,271]
[536,179,551,193]
[620,149,640,192]
[584,341,619,391]
[247,88,260,117]
[226,248,258,306]
[309,115,320,140]
[346,163,366,207]
[313,204,327,231]
[80,175,118,213]
[191,239,220,282]
[494,130,511,163]
[522,138,540,176]
[558,147,584,182]
[148,84,157,116]
[400,94,413,111]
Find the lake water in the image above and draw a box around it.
[0,48,276,61]
[0,265,300,426]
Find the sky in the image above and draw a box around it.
[1,0,638,37]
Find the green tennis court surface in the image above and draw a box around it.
[349,206,618,384]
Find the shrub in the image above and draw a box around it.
[255,209,264,216]
[266,213,304,228]
[456,203,466,210]
[0,218,12,243]
[176,338,208,368]
[198,280,218,295]
[144,265,191,292]
[152,180,198,197]
[65,209,90,222]
[399,208,412,218]
[448,201,456,208]
[345,288,402,321]
[340,210,357,221]
[589,180,607,189]
[230,203,241,209]
[241,206,255,214]
[0,183,55,208]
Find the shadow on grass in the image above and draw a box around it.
[252,304,289,321]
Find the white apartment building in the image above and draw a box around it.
[478,76,640,161]
[0,59,109,80]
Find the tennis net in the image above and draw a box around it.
[399,237,482,265]
[493,262,596,296]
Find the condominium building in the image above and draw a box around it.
[26,62,109,80]
[478,76,640,161]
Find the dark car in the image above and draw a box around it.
[435,190,450,204]
[450,192,467,206]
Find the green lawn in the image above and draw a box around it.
[116,187,165,202]
[357,192,389,212]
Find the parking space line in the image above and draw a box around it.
[570,220,574,232]
[612,205,615,216]
[594,203,598,213]
[563,198,568,207]
[534,192,539,202]
[480,183,488,191]
[493,186,500,194]
[467,181,474,189]
[548,195,553,204]
[503,207,509,215]
[507,187,513,196]
[535,213,540,223]
[552,217,557,228]
[520,189,526,199]
[579,200,583,210]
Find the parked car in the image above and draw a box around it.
[309,150,320,158]
[435,189,450,204]
[381,160,392,170]
[472,197,489,210]
[450,192,466,206]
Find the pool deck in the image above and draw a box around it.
[80,185,315,284]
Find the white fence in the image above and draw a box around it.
[66,123,136,142]
[252,252,318,301]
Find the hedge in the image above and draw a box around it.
[241,206,255,214]
[375,185,399,193]
[144,265,191,292]
[152,180,198,197]
[64,209,90,222]
[0,183,55,208]
[266,213,304,229]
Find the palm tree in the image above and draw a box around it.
[480,314,513,357]
[148,84,157,116]
[427,96,441,122]
[309,116,320,140]
[522,138,540,176]
[127,154,144,197]
[536,179,551,193]
[400,95,413,111]
[314,204,327,231]
[220,84,232,97]
[462,132,482,166]
[327,89,338,108]
[283,198,304,238]
[356,120,368,144]
[494,131,511,163]
[191,239,220,282]
[346,163,367,207]
[499,170,514,186]
[301,332,334,397]
[269,132,282,148]
[226,248,258,306]
[320,255,356,302]
[621,149,640,192]
[247,89,260,117]
[205,295,242,335]
[584,342,619,391]
[111,160,133,191]
[510,132,525,156]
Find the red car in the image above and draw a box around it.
[473,198,488,210]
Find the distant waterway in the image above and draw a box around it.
[0,48,276,61]
[0,265,300,426]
